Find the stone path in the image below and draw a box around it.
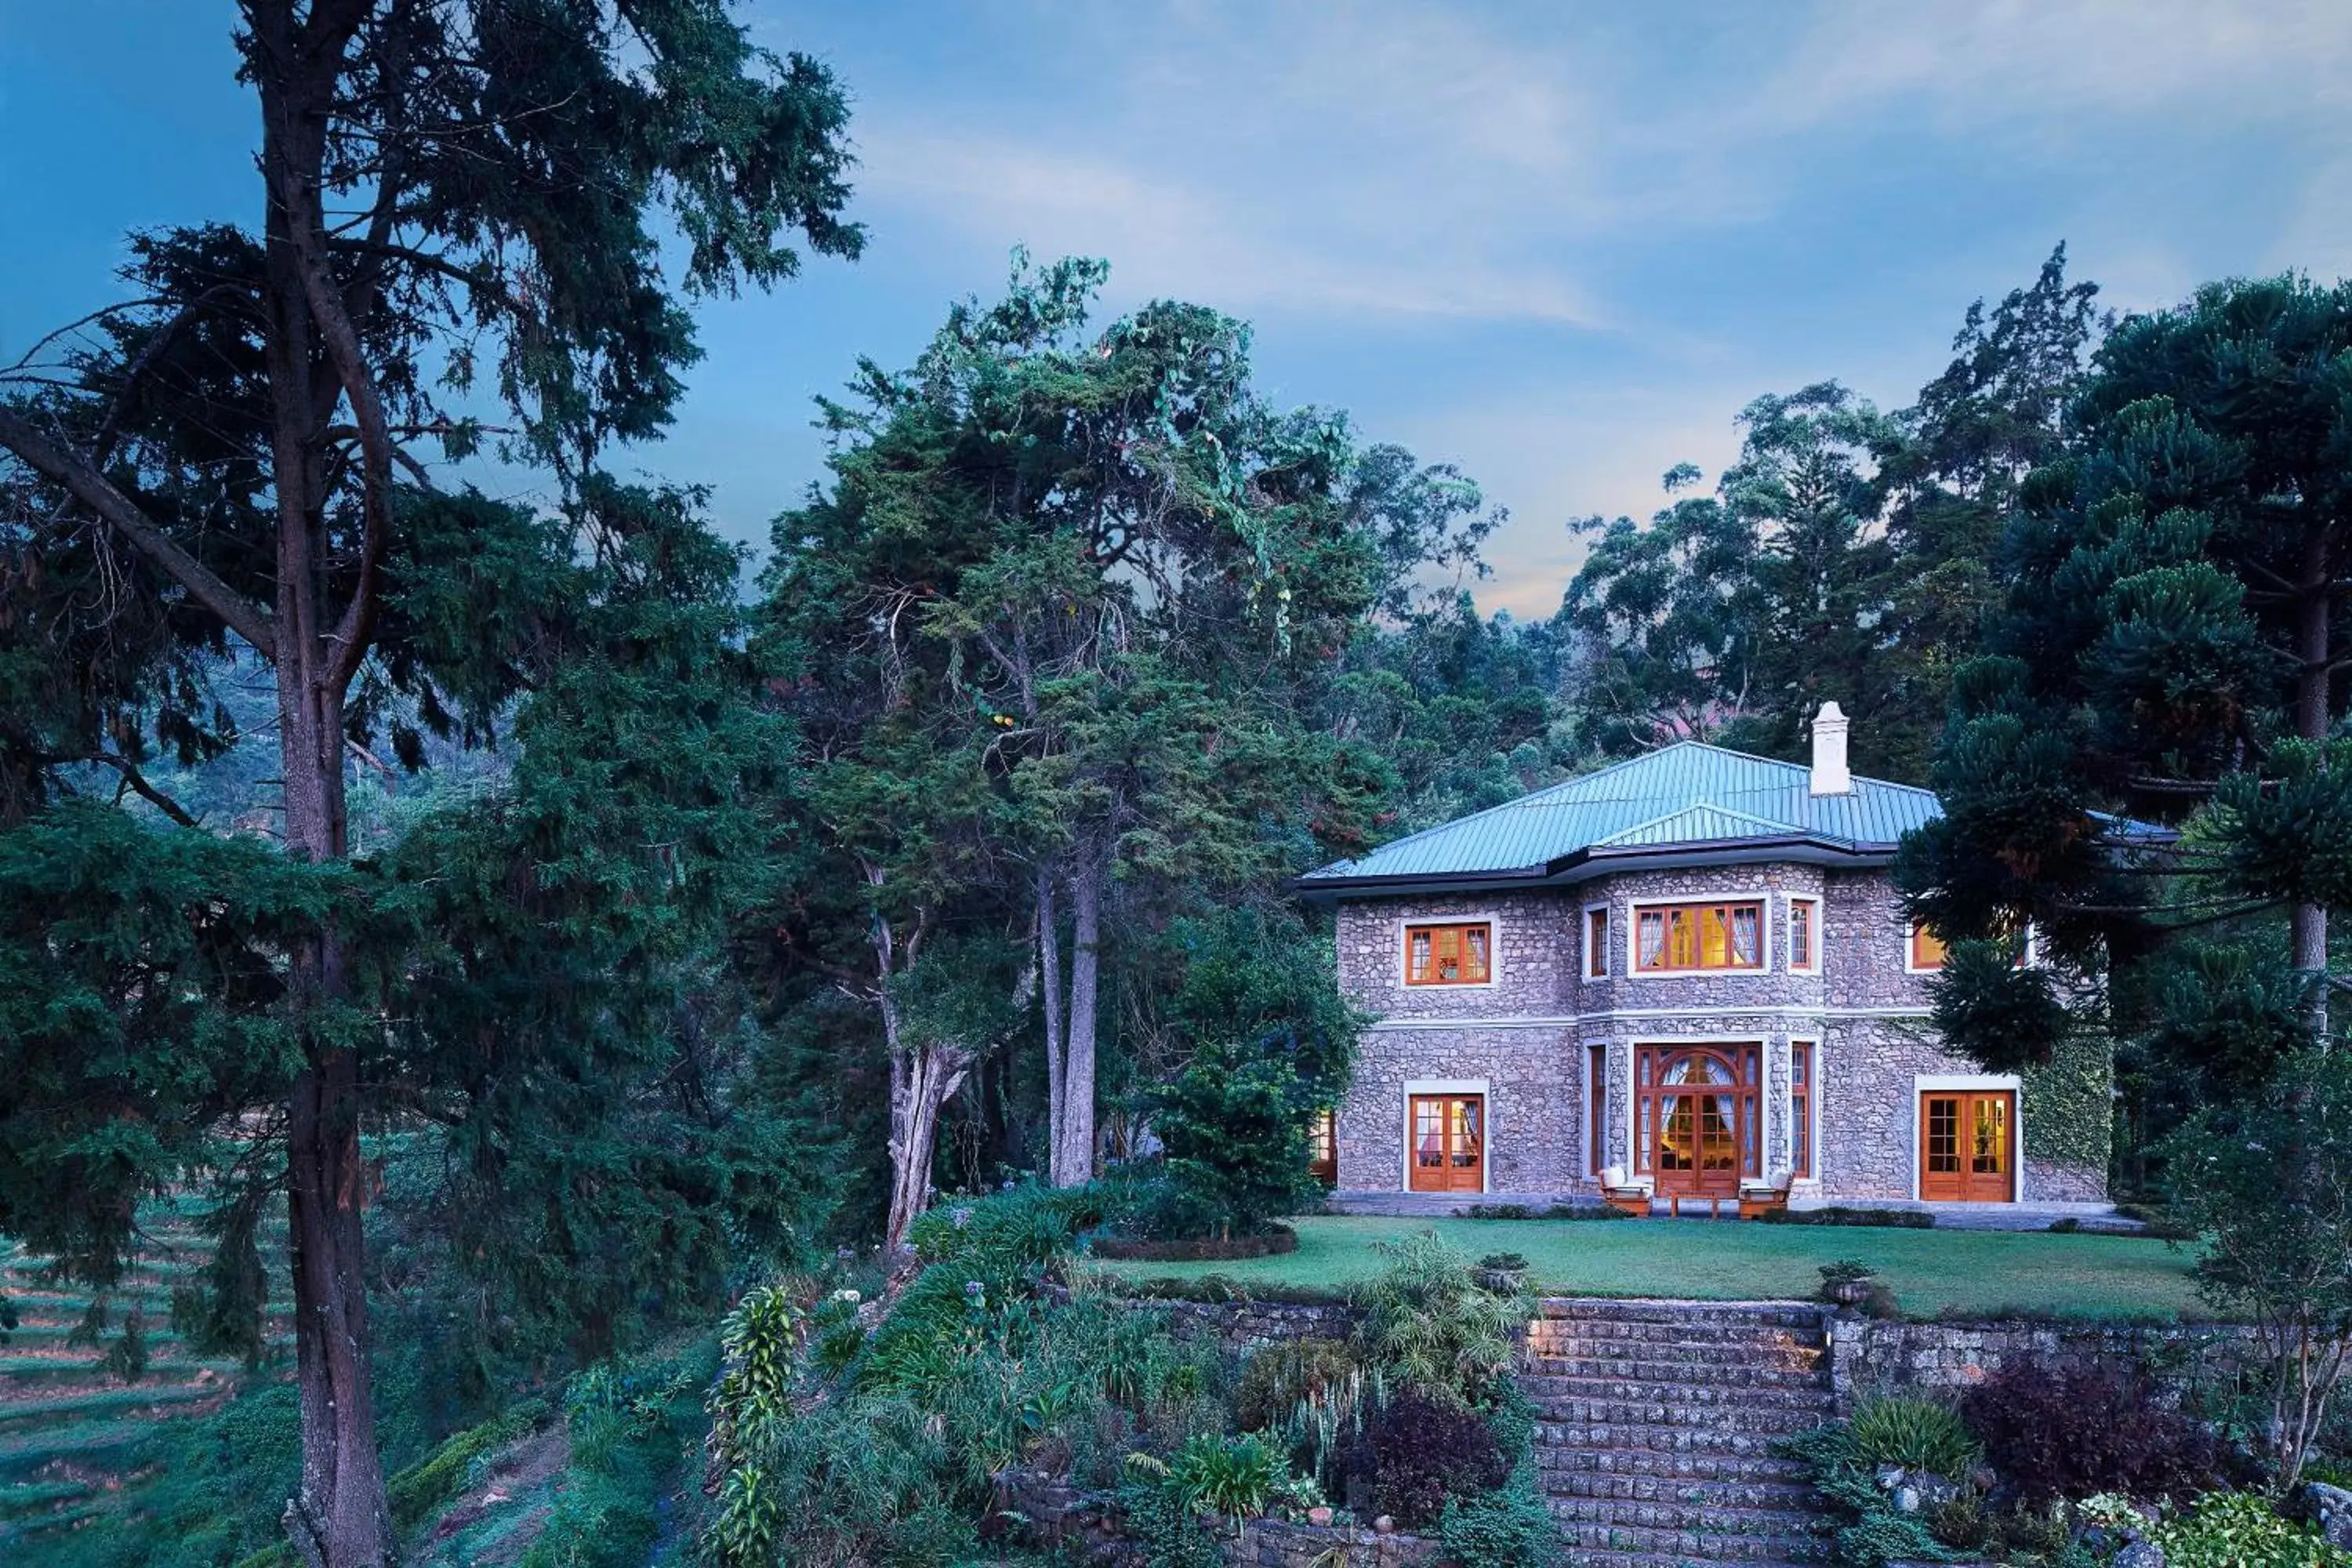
[1323,1190,2140,1232]
[1519,1298,1838,1568]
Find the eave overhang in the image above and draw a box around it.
[1293,832,1899,902]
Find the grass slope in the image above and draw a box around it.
[0,1201,294,1549]
[1094,1214,2212,1319]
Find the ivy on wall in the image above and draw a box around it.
[2020,1035,2114,1168]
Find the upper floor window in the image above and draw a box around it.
[1910,918,2033,973]
[1635,900,1765,973]
[1788,897,1820,973]
[1586,907,1610,978]
[1406,921,1492,986]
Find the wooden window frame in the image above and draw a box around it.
[1790,1039,1816,1181]
[1630,898,1769,975]
[1403,1082,1489,1193]
[1916,1086,2016,1203]
[1306,1106,1338,1188]
[1908,918,2037,975]
[1585,906,1610,978]
[1587,1044,1607,1175]
[1631,1042,1764,1192]
[1403,920,1495,987]
[1788,897,1820,974]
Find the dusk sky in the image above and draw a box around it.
[5,1,2347,617]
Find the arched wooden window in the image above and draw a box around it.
[1632,1044,1762,1197]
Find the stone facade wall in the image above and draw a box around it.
[1828,1315,2259,1410]
[1334,890,1569,1020]
[1338,1022,1580,1192]
[1328,859,2110,1203]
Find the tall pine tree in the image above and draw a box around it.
[0,6,857,1563]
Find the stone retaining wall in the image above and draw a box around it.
[1152,1298,1357,1352]
[1229,1519,1440,1567]
[1828,1314,2261,1410]
[991,1468,1437,1567]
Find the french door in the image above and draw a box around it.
[1634,1045,1761,1197]
[1408,1094,1485,1192]
[1919,1090,2014,1202]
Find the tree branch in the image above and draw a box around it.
[278,184,394,694]
[83,751,202,829]
[0,407,278,656]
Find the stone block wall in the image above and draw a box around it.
[1828,1316,2258,1410]
[1154,1299,1357,1352]
[1335,890,1568,1020]
[1326,862,2107,1203]
[1229,1519,1439,1567]
[1338,1022,1579,1192]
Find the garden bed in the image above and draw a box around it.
[1092,1225,1300,1262]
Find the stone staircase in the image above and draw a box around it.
[1518,1298,1837,1568]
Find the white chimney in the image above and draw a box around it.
[1809,702,1852,796]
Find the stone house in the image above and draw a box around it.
[1297,705,2111,1210]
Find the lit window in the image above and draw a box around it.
[1306,1108,1337,1186]
[1632,902,1765,973]
[1587,908,1610,978]
[1405,922,1493,985]
[1910,922,1948,971]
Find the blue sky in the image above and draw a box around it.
[4,2,2347,616]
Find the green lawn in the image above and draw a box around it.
[1091,1215,2212,1320]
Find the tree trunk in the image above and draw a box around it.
[1037,866,1065,1178]
[1054,858,1103,1187]
[259,18,392,1554]
[2296,529,2334,1037]
[885,1042,975,1250]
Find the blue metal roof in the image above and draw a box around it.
[1301,742,1944,891]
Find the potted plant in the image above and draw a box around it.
[1819,1259,1878,1307]
[1475,1252,1530,1294]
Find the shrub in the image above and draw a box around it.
[1141,1036,1324,1240]
[387,1399,548,1534]
[1116,1479,1224,1568]
[1761,1206,1936,1229]
[1820,1260,1877,1288]
[1848,1396,1980,1479]
[1336,1389,1508,1530]
[1134,1432,1311,1526]
[1438,1474,1565,1568]
[1455,1201,1627,1221]
[1961,1362,2218,1503]
[1476,1252,1530,1272]
[1349,1229,1523,1408]
[1777,1421,1951,1568]
[1234,1336,1383,1489]
[1234,1336,1369,1433]
[2155,1490,2351,1568]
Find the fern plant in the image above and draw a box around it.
[1348,1229,1523,1406]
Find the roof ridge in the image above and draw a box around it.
[1310,741,1715,874]
[1594,799,1808,848]
[1676,736,1940,800]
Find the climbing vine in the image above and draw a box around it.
[2021,1035,2114,1169]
